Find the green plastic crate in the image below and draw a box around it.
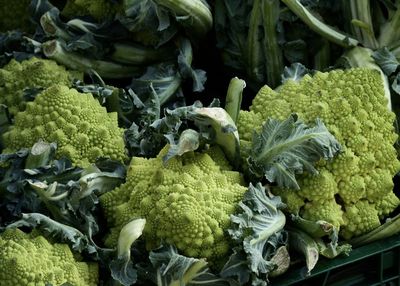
[271,233,400,286]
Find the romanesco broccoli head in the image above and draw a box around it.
[0,228,98,286]
[100,145,247,263]
[0,0,32,32]
[0,57,82,115]
[237,68,400,239]
[2,84,127,167]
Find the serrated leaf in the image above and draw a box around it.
[149,245,230,286]
[372,47,400,75]
[392,72,400,95]
[5,213,93,253]
[129,63,182,107]
[248,114,341,189]
[110,259,138,286]
[163,129,200,162]
[281,63,310,83]
[177,38,207,92]
[220,247,251,284]
[229,183,287,278]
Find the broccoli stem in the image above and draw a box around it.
[110,42,174,65]
[24,141,55,169]
[41,10,171,67]
[152,0,213,37]
[262,0,284,88]
[42,39,142,79]
[313,39,331,71]
[287,227,319,273]
[224,77,246,124]
[40,11,71,40]
[246,0,265,84]
[342,0,378,49]
[378,6,400,48]
[281,0,359,47]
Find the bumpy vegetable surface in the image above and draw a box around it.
[2,84,127,167]
[0,57,81,115]
[237,68,400,239]
[100,145,247,263]
[0,228,98,286]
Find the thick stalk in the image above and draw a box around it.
[346,0,378,49]
[42,40,142,79]
[153,0,213,37]
[40,11,71,40]
[246,0,265,84]
[110,42,173,65]
[379,6,400,47]
[24,141,55,169]
[287,227,319,273]
[224,77,246,124]
[262,0,284,88]
[281,0,359,47]
[313,39,331,70]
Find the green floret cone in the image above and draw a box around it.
[0,228,98,286]
[100,145,247,264]
[0,57,83,115]
[1,84,127,167]
[237,68,400,240]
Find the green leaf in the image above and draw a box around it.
[187,106,240,165]
[153,0,213,38]
[5,213,94,253]
[78,165,126,198]
[148,245,230,286]
[121,0,178,47]
[248,114,341,189]
[163,129,200,162]
[177,38,207,92]
[220,247,251,284]
[281,63,310,83]
[392,72,400,95]
[129,63,182,106]
[372,47,400,75]
[110,218,146,286]
[228,183,287,280]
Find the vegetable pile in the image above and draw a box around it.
[0,0,400,285]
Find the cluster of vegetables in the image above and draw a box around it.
[0,0,400,285]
